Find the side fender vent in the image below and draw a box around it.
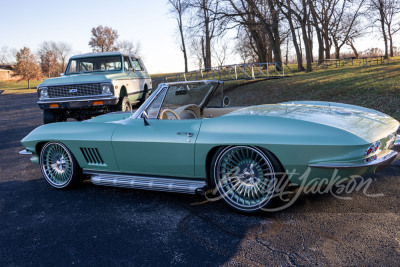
[80,147,106,166]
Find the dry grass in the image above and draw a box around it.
[224,57,400,120]
[0,80,42,94]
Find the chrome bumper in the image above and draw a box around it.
[309,150,398,173]
[19,149,32,155]
[37,95,118,104]
[392,134,400,149]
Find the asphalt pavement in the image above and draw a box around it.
[0,93,399,266]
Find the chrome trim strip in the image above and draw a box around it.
[38,80,112,89]
[19,149,32,155]
[38,96,118,104]
[309,150,398,169]
[84,171,206,194]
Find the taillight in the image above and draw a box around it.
[365,141,381,156]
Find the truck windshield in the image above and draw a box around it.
[65,56,122,74]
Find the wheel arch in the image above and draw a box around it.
[35,141,83,169]
[119,86,128,98]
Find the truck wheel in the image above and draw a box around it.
[43,109,57,124]
[43,110,67,124]
[116,96,132,112]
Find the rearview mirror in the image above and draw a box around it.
[175,89,188,96]
[142,111,150,126]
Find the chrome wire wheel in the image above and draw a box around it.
[40,142,75,189]
[213,146,278,212]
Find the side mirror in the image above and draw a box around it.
[142,110,150,126]
[223,96,230,107]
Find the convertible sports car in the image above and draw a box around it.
[20,80,400,212]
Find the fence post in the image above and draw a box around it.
[251,64,255,79]
[235,65,237,80]
[283,64,285,77]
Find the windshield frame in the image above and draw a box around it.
[64,55,123,75]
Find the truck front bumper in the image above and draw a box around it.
[38,96,119,110]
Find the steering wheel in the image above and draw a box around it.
[159,109,180,120]
[174,104,201,119]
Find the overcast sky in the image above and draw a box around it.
[1,0,398,74]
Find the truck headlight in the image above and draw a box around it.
[39,87,48,98]
[101,83,112,95]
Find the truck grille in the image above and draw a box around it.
[47,83,103,98]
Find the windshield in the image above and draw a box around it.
[65,56,122,74]
[144,82,218,119]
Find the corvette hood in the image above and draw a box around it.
[226,101,399,142]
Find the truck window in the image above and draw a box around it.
[123,56,132,71]
[131,57,143,71]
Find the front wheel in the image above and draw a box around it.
[116,96,132,112]
[210,146,283,213]
[39,142,81,189]
[43,110,67,124]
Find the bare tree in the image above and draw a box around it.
[168,0,190,72]
[212,42,229,66]
[278,0,313,72]
[187,0,227,70]
[117,40,142,55]
[89,25,119,52]
[38,41,72,74]
[235,28,259,63]
[190,39,204,69]
[0,46,10,65]
[245,0,283,68]
[13,47,42,89]
[370,0,400,57]
[308,0,340,59]
[54,42,72,73]
[40,50,58,77]
[329,0,366,59]
[278,0,305,71]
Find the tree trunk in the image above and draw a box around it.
[178,20,188,72]
[308,0,324,64]
[348,41,359,58]
[388,26,393,57]
[307,18,313,62]
[175,1,189,73]
[378,0,388,57]
[335,46,340,59]
[28,79,30,89]
[283,5,305,71]
[201,37,206,69]
[323,33,331,59]
[203,0,212,70]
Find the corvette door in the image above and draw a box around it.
[111,118,202,178]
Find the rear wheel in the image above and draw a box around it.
[210,146,283,213]
[39,142,81,189]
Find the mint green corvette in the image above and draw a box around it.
[21,81,400,212]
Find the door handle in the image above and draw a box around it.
[177,132,193,137]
